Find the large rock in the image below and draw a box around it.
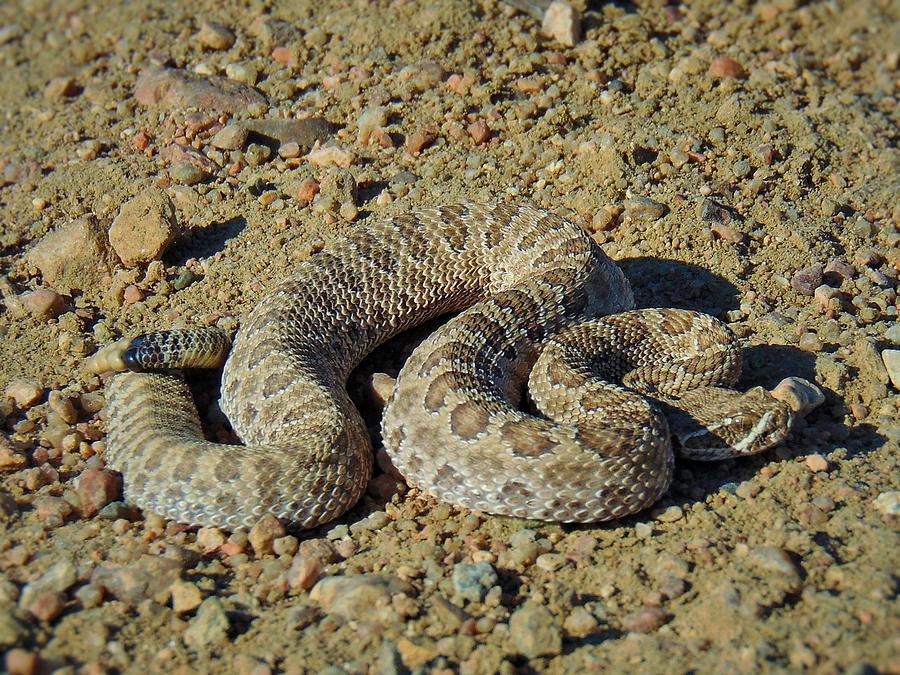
[108,189,179,266]
[27,217,118,294]
[134,67,266,112]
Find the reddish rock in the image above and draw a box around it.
[467,120,491,145]
[134,66,266,112]
[21,289,67,320]
[5,648,39,675]
[708,56,746,79]
[77,469,123,518]
[133,130,151,151]
[27,591,66,622]
[405,127,437,155]
[287,555,322,591]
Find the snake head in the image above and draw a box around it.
[671,386,794,461]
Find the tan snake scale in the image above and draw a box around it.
[89,203,795,530]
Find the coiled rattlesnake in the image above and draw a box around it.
[85,203,805,529]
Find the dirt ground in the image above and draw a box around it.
[0,0,898,673]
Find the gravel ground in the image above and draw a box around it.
[0,0,898,673]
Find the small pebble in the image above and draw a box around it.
[197,21,236,50]
[122,285,144,304]
[211,125,249,150]
[170,580,203,614]
[624,196,668,221]
[5,648,39,675]
[805,454,829,473]
[563,606,599,637]
[791,266,824,296]
[467,120,491,145]
[77,469,123,518]
[184,597,230,648]
[881,349,900,390]
[621,606,670,633]
[748,546,802,582]
[171,162,207,185]
[708,56,746,78]
[405,127,438,155]
[509,604,562,658]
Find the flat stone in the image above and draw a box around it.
[134,67,266,112]
[4,379,43,408]
[108,188,179,266]
[621,606,670,633]
[509,604,562,658]
[240,117,332,150]
[27,217,118,295]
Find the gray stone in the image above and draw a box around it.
[19,559,77,609]
[452,562,498,602]
[184,597,230,648]
[240,117,333,150]
[624,196,668,221]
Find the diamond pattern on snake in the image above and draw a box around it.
[84,202,821,530]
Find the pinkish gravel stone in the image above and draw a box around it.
[76,469,123,518]
[21,289,66,320]
[134,66,266,112]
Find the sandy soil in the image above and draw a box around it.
[0,0,898,673]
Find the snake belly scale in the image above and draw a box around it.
[88,203,793,530]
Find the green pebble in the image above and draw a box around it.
[173,270,199,291]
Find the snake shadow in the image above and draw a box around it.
[165,216,248,266]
